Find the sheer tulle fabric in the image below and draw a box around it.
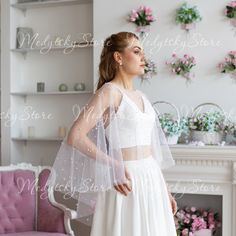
[47,83,175,226]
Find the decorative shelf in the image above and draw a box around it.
[11,0,92,12]
[11,91,93,96]
[12,136,64,141]
[11,42,93,55]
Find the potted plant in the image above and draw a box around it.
[188,104,226,145]
[224,1,236,27]
[166,53,197,83]
[175,206,221,236]
[218,50,236,81]
[175,2,202,32]
[128,6,156,37]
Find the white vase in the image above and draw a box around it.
[194,229,212,236]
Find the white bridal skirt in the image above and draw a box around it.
[90,156,177,236]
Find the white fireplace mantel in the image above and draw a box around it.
[164,145,236,236]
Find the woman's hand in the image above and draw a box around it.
[169,195,178,215]
[113,167,132,196]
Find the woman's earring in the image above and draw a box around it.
[119,61,122,66]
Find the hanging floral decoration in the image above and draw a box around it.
[224,1,236,27]
[166,53,196,83]
[140,58,157,82]
[175,2,202,32]
[128,6,156,37]
[218,50,236,81]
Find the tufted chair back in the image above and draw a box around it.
[0,170,36,233]
[0,164,74,235]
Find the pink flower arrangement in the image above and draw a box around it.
[166,53,196,82]
[128,6,156,36]
[218,50,236,80]
[175,206,221,236]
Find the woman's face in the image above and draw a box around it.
[118,38,145,76]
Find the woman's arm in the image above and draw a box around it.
[66,87,110,161]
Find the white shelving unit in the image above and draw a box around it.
[11,42,93,57]
[11,0,92,12]
[11,91,93,95]
[12,136,64,141]
[1,0,94,165]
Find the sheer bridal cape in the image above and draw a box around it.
[47,82,175,226]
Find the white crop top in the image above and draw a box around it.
[105,83,156,148]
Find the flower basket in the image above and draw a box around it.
[191,130,224,145]
[194,229,212,236]
[189,103,225,145]
[152,101,181,145]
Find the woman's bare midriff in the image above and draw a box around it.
[121,145,152,161]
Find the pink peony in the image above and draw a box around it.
[182,228,189,235]
[230,1,236,7]
[192,217,207,232]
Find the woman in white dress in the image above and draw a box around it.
[49,32,178,236]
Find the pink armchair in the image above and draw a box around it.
[0,163,76,236]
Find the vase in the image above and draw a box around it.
[194,229,212,236]
[181,23,196,31]
[136,25,150,38]
[74,82,85,91]
[230,18,236,27]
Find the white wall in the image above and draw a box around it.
[94,0,236,118]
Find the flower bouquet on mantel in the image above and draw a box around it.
[128,6,156,38]
[158,113,189,145]
[175,2,202,32]
[166,53,196,83]
[188,103,226,145]
[218,50,236,81]
[175,206,221,236]
[153,100,189,145]
[224,1,236,27]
